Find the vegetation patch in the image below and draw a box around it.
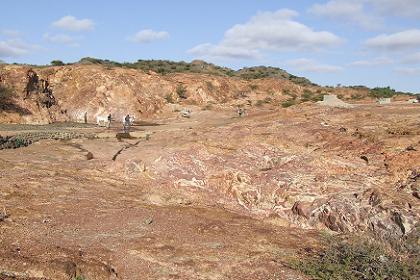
[0,85,15,107]
[176,84,187,99]
[369,87,398,99]
[292,234,420,280]
[301,89,324,102]
[51,60,65,66]
[0,131,96,150]
[351,93,363,100]
[71,58,316,86]
[164,94,176,104]
[281,99,298,108]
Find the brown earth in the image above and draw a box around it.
[0,64,383,125]
[1,64,419,279]
[1,100,419,279]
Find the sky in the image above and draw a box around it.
[1,0,420,93]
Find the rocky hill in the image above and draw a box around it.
[2,60,410,124]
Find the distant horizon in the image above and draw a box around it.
[2,0,420,92]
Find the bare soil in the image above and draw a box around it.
[1,103,419,279]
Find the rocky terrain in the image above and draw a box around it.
[0,63,419,279]
[0,61,392,125]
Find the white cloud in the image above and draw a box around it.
[0,39,31,58]
[187,43,260,59]
[188,9,342,60]
[349,57,393,66]
[0,29,21,37]
[309,1,382,30]
[365,29,420,51]
[401,52,420,64]
[52,15,94,32]
[43,33,80,47]
[395,67,420,75]
[129,29,169,43]
[310,0,420,30]
[287,58,343,73]
[368,0,420,18]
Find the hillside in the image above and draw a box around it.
[74,58,314,85]
[0,60,412,124]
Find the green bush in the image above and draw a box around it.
[292,235,420,280]
[301,89,314,102]
[14,137,27,148]
[294,89,322,103]
[369,87,397,98]
[51,60,65,66]
[311,94,324,102]
[164,94,176,104]
[0,85,15,105]
[281,99,297,108]
[176,84,187,99]
[351,93,363,100]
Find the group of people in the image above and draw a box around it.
[237,106,246,117]
[97,113,133,132]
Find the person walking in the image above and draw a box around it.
[124,114,130,133]
[107,114,112,129]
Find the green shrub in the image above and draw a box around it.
[165,94,176,104]
[281,99,297,108]
[0,85,15,105]
[312,94,324,102]
[301,89,314,101]
[301,89,323,102]
[14,137,27,148]
[292,235,420,280]
[176,84,187,99]
[369,86,397,98]
[351,93,363,100]
[51,60,65,66]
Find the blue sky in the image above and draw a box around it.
[1,0,420,92]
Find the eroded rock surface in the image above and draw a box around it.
[0,99,419,279]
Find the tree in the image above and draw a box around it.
[51,60,65,66]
